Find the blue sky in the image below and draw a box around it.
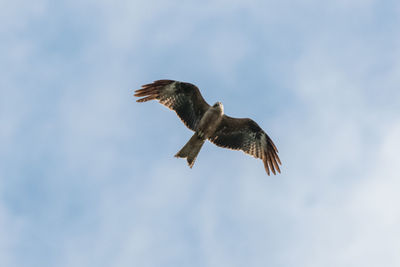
[1,0,400,266]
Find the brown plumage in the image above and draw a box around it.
[134,80,281,175]
[209,116,281,175]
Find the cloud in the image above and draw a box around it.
[1,0,400,266]
[0,203,25,267]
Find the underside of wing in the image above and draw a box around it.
[209,115,281,175]
[134,80,210,131]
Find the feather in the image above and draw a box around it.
[134,80,210,131]
[135,80,281,175]
[209,116,281,175]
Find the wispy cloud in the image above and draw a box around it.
[1,0,400,266]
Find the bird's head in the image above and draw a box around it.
[213,101,224,114]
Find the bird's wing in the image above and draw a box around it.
[134,80,210,131]
[209,115,281,175]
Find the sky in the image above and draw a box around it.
[1,0,400,266]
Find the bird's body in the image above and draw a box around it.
[197,102,224,139]
[175,102,224,167]
[134,80,281,175]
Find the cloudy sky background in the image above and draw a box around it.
[1,0,400,266]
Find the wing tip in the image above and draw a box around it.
[262,150,281,176]
[134,80,176,101]
[134,83,164,102]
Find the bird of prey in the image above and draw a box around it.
[134,80,281,175]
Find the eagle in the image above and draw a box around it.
[134,80,281,175]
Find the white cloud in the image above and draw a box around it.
[1,0,400,266]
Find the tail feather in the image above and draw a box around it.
[175,134,205,168]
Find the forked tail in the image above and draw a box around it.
[175,133,205,168]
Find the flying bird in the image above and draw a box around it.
[134,80,281,175]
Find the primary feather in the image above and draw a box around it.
[209,116,281,175]
[135,80,209,131]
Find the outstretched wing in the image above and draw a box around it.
[134,80,210,131]
[209,116,281,175]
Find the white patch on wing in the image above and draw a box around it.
[164,81,177,94]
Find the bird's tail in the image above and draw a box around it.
[175,133,205,168]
